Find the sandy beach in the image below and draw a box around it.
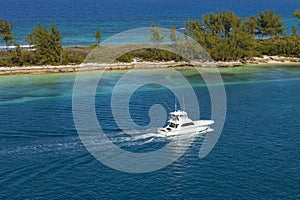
[0,55,299,76]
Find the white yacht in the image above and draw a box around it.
[157,110,214,137]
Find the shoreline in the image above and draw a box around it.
[0,56,299,76]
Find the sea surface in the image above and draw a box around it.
[0,65,299,199]
[0,0,300,46]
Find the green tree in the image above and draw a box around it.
[202,11,242,39]
[276,36,300,57]
[95,30,101,45]
[229,27,257,59]
[294,9,300,32]
[202,12,221,36]
[293,10,300,19]
[170,26,178,43]
[244,16,258,35]
[24,33,34,45]
[30,23,62,64]
[150,24,165,45]
[12,41,23,65]
[0,18,15,49]
[169,25,185,60]
[257,9,285,38]
[291,26,297,36]
[150,24,165,58]
[185,11,257,61]
[184,19,206,45]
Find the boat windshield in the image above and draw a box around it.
[170,114,179,121]
[169,123,176,128]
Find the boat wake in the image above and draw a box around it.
[131,133,162,140]
[109,128,165,147]
[110,126,213,146]
[0,127,214,156]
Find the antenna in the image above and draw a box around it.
[174,97,177,111]
[183,94,185,111]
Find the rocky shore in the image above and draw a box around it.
[0,56,299,75]
[242,55,300,64]
[0,61,189,75]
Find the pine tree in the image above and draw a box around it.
[25,33,34,45]
[150,24,165,45]
[150,24,165,58]
[244,16,258,35]
[30,23,62,64]
[0,18,15,49]
[170,26,178,44]
[185,11,257,61]
[95,30,101,46]
[257,9,285,38]
[293,10,300,20]
[291,26,297,36]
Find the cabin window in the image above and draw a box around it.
[181,122,194,127]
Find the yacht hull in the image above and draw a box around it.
[157,120,214,137]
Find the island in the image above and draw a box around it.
[0,9,300,75]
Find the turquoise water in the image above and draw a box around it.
[0,65,299,198]
[1,0,300,46]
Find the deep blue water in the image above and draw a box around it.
[0,0,300,46]
[0,65,299,199]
